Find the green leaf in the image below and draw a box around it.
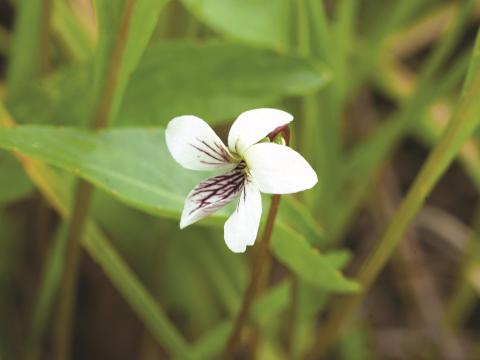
[6,0,44,96]
[0,125,357,293]
[7,65,92,126]
[118,41,329,126]
[180,0,291,50]
[0,126,198,218]
[271,224,360,293]
[0,152,33,205]
[7,42,330,127]
[278,197,325,246]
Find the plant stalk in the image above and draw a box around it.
[53,1,136,358]
[223,194,282,357]
[53,181,92,360]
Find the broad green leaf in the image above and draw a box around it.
[271,224,360,292]
[0,125,357,293]
[7,42,329,127]
[118,41,329,125]
[180,0,291,50]
[0,152,33,205]
[7,65,92,127]
[6,0,43,96]
[92,0,170,126]
[0,126,197,217]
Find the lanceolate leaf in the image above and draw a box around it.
[272,224,359,292]
[0,125,357,292]
[118,42,329,125]
[7,42,330,127]
[0,126,205,218]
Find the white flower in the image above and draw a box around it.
[165,108,318,253]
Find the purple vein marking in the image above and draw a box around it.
[189,138,230,166]
[189,162,246,215]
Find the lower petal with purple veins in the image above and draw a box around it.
[180,163,247,228]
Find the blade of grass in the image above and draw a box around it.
[6,0,50,96]
[330,0,476,242]
[305,28,480,357]
[51,0,95,61]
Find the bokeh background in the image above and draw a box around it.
[1,0,480,359]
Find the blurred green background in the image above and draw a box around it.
[1,0,480,359]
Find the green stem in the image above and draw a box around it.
[304,46,480,358]
[53,1,137,358]
[223,194,282,357]
[53,181,93,360]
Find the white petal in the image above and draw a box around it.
[227,108,293,155]
[244,143,318,194]
[166,115,232,171]
[224,180,262,253]
[180,165,246,228]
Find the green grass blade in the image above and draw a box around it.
[309,28,480,354]
[6,0,44,96]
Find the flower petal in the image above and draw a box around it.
[224,180,262,253]
[166,115,232,171]
[244,143,318,194]
[180,164,246,228]
[227,108,293,155]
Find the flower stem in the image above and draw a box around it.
[223,194,282,357]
